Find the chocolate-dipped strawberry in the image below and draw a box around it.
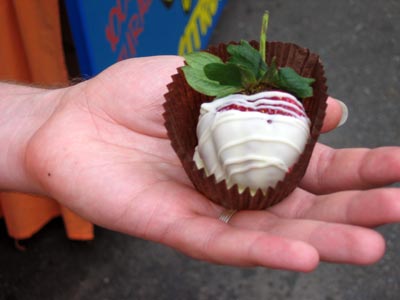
[183,12,314,195]
[163,11,328,209]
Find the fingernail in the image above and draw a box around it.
[337,100,348,127]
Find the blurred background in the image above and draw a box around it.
[0,0,399,299]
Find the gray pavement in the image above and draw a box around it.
[1,0,400,299]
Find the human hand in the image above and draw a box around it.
[10,56,399,271]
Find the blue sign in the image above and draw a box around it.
[65,0,227,76]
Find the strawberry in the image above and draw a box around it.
[181,11,315,195]
[193,90,310,194]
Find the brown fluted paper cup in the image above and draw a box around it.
[163,41,328,210]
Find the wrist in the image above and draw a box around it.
[0,82,63,193]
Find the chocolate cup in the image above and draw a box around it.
[163,41,328,210]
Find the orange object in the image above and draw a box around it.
[0,0,94,240]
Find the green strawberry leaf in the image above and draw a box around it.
[275,67,315,98]
[182,65,242,98]
[236,65,258,89]
[184,51,223,70]
[213,86,244,98]
[261,57,280,84]
[227,41,267,79]
[183,52,241,98]
[204,63,243,87]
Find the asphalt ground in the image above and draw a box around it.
[1,0,399,299]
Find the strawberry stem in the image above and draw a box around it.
[259,11,269,64]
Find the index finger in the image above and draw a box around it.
[321,97,348,133]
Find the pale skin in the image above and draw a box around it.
[1,56,400,272]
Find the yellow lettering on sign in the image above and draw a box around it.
[181,0,192,13]
[178,0,218,55]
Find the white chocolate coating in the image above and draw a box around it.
[193,91,311,194]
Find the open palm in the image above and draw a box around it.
[25,56,400,271]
